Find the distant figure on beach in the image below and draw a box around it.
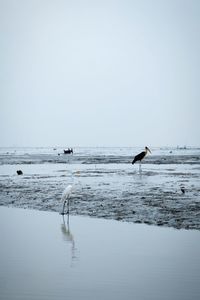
[63,148,73,154]
[16,170,23,175]
[180,186,185,194]
[132,146,151,166]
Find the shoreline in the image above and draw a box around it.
[2,204,199,231]
[1,200,200,231]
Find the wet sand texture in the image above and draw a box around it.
[0,147,200,229]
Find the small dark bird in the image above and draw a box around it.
[132,146,151,164]
[16,170,23,175]
[181,187,185,194]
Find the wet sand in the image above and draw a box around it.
[0,147,200,230]
[1,206,200,300]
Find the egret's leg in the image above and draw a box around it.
[61,200,66,215]
[67,199,70,215]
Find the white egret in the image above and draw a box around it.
[60,170,82,215]
[60,184,73,215]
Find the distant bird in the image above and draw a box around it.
[60,184,73,215]
[16,170,23,175]
[132,146,151,165]
[180,186,185,194]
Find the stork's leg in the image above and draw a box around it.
[139,161,142,173]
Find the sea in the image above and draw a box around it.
[0,146,200,230]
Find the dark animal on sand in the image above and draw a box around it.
[16,170,23,175]
[132,146,151,164]
[181,187,185,194]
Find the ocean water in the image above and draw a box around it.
[0,146,200,229]
[1,207,200,300]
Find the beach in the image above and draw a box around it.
[1,146,200,299]
[1,0,200,297]
[1,206,200,300]
[0,146,200,229]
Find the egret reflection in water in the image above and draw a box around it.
[60,214,78,266]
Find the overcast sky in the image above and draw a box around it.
[1,0,199,147]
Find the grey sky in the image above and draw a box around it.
[1,0,199,147]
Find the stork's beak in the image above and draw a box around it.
[147,147,151,153]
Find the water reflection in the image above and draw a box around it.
[60,214,78,267]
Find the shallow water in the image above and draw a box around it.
[1,207,200,300]
[0,147,200,229]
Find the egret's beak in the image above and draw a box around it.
[147,147,151,154]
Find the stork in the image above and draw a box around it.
[132,146,151,169]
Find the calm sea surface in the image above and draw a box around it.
[1,207,200,300]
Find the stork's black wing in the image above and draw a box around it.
[132,151,146,164]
